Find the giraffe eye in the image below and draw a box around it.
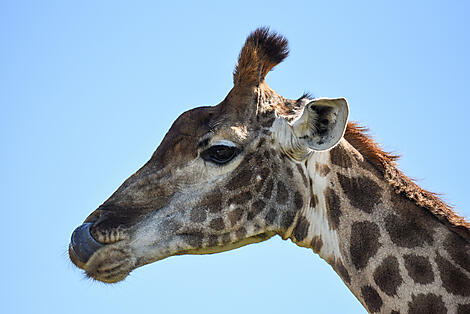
[201,145,240,164]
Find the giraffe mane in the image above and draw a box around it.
[233,27,289,87]
[345,121,470,240]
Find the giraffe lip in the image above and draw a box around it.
[69,222,105,265]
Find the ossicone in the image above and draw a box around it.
[233,27,289,87]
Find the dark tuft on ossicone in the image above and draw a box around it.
[247,27,289,64]
[233,27,289,86]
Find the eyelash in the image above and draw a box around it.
[200,145,241,165]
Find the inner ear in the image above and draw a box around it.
[292,98,349,151]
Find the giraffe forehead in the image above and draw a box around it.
[149,88,289,168]
[149,106,214,167]
[150,106,255,169]
[206,124,252,146]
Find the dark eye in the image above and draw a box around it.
[201,145,240,164]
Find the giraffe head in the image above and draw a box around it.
[69,28,349,283]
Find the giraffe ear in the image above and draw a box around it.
[292,97,349,151]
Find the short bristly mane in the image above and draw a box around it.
[345,122,470,240]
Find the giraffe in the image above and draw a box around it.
[69,28,470,313]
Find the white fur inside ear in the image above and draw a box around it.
[293,98,349,152]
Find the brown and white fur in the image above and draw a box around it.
[69,28,470,313]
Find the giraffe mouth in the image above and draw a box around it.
[69,223,105,268]
[69,222,137,283]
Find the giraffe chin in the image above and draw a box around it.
[86,245,136,283]
[72,241,137,283]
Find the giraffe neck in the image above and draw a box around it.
[287,140,470,313]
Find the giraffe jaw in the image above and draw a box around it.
[177,232,276,256]
[70,221,277,283]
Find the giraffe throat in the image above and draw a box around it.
[287,150,342,262]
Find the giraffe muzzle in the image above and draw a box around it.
[69,222,105,266]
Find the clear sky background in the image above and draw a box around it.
[1,1,469,313]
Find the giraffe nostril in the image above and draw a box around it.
[69,223,105,264]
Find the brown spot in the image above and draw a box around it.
[198,189,223,213]
[207,235,218,247]
[257,137,266,148]
[292,216,309,242]
[185,232,203,247]
[286,166,293,178]
[263,150,270,159]
[334,260,351,284]
[209,218,225,231]
[337,173,381,214]
[259,167,270,179]
[235,227,247,239]
[384,213,434,248]
[330,145,353,168]
[228,207,244,226]
[361,285,383,313]
[248,199,266,220]
[457,304,470,314]
[260,110,271,119]
[261,116,275,128]
[166,219,182,233]
[325,187,341,229]
[311,236,323,254]
[296,164,309,187]
[243,152,254,164]
[221,233,231,243]
[280,211,295,229]
[263,178,274,199]
[373,255,402,296]
[255,167,271,192]
[265,207,277,224]
[276,181,288,204]
[262,129,271,136]
[255,153,264,165]
[315,163,331,176]
[294,192,303,210]
[444,231,470,273]
[350,221,380,269]
[252,199,266,212]
[403,254,434,284]
[408,293,446,314]
[436,253,470,296]
[225,166,253,190]
[310,194,319,208]
[229,191,252,205]
[189,208,207,223]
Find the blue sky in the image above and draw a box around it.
[1,1,469,313]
